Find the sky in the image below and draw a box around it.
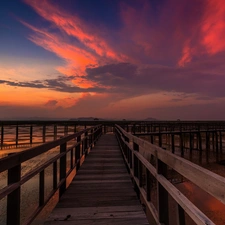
[1,0,225,120]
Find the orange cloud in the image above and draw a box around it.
[201,0,225,54]
[22,0,129,89]
[24,0,125,61]
[0,85,54,106]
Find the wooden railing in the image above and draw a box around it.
[0,125,102,225]
[1,120,225,149]
[115,125,225,225]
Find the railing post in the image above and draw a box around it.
[30,125,33,145]
[138,160,143,188]
[54,125,57,140]
[71,146,74,169]
[157,155,169,224]
[84,131,88,155]
[124,136,129,162]
[159,133,162,147]
[177,204,185,225]
[74,125,76,133]
[93,128,97,144]
[64,125,68,135]
[171,134,175,153]
[59,141,67,197]
[189,132,192,156]
[39,170,45,206]
[215,131,219,162]
[16,125,19,147]
[220,131,223,153]
[90,129,93,149]
[198,132,202,163]
[1,124,3,149]
[146,169,151,201]
[53,161,57,190]
[42,125,46,143]
[133,142,139,178]
[76,135,81,170]
[180,133,184,157]
[150,135,154,144]
[205,132,209,163]
[104,125,106,134]
[133,141,140,198]
[7,163,21,225]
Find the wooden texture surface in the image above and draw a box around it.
[45,133,149,225]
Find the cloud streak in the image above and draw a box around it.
[0,76,106,93]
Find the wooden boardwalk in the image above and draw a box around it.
[45,133,149,225]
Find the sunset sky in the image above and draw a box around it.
[1,0,225,120]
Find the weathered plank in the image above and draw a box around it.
[45,134,149,225]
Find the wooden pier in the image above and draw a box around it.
[1,122,225,225]
[45,133,149,225]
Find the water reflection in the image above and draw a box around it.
[176,181,225,225]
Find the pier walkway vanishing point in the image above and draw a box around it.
[45,133,149,225]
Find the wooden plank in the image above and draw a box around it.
[45,133,148,225]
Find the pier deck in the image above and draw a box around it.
[45,133,149,225]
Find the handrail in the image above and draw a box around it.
[0,124,102,225]
[1,121,225,149]
[0,128,90,172]
[115,124,225,225]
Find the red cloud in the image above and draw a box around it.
[178,0,225,66]
[201,0,225,54]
